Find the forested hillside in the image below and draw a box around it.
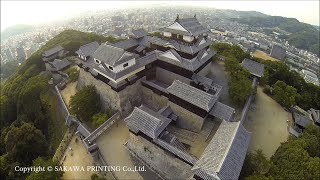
[231,16,320,56]
[0,29,119,179]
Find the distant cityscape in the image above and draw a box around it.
[1,6,319,85]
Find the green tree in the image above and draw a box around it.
[224,56,242,73]
[0,95,16,128]
[91,173,106,180]
[92,113,109,127]
[70,85,100,121]
[301,125,320,157]
[65,67,79,82]
[0,61,19,79]
[245,174,274,180]
[240,150,271,179]
[211,43,250,62]
[268,125,320,180]
[273,81,298,108]
[229,70,252,106]
[4,122,48,165]
[17,74,50,133]
[26,157,63,180]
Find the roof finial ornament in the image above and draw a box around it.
[194,14,196,18]
[175,14,179,22]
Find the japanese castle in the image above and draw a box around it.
[75,15,252,180]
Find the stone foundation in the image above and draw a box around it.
[141,86,168,111]
[77,69,142,115]
[127,133,193,179]
[156,67,191,85]
[168,102,205,132]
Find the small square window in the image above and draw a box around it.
[123,63,129,68]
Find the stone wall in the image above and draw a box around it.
[197,61,212,77]
[127,133,193,179]
[156,67,191,85]
[168,101,204,132]
[141,84,204,132]
[141,86,168,111]
[77,69,142,115]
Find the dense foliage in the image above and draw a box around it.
[273,81,298,108]
[92,113,109,127]
[211,43,253,106]
[0,122,48,179]
[210,43,251,61]
[241,125,320,180]
[229,69,253,106]
[70,85,101,122]
[269,125,320,180]
[91,173,106,180]
[240,150,272,179]
[26,157,63,180]
[252,57,320,110]
[231,16,320,56]
[64,67,80,82]
[0,29,119,179]
[0,61,20,79]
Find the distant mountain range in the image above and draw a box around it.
[229,15,319,56]
[1,24,35,42]
[214,9,268,18]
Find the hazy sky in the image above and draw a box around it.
[1,1,319,31]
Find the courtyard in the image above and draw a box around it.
[61,136,95,180]
[244,86,290,158]
[96,119,161,180]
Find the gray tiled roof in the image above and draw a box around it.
[49,59,71,71]
[161,17,209,36]
[131,29,148,39]
[77,123,91,138]
[113,38,139,50]
[93,44,138,66]
[148,36,212,55]
[293,112,312,128]
[134,45,146,53]
[138,36,151,47]
[167,80,217,111]
[77,51,157,83]
[209,102,235,122]
[76,41,99,57]
[192,121,251,180]
[241,58,265,77]
[192,73,213,86]
[310,109,320,124]
[124,105,172,139]
[158,48,216,71]
[154,138,198,165]
[42,45,64,57]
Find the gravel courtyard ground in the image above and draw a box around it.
[61,82,78,107]
[96,119,143,180]
[244,86,290,158]
[62,136,95,180]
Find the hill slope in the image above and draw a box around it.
[230,16,319,56]
[1,24,35,41]
[1,29,119,126]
